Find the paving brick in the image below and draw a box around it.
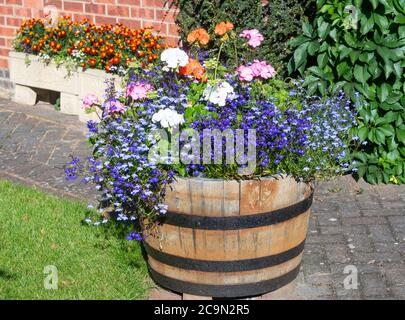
[321,224,367,236]
[346,233,374,252]
[390,286,405,299]
[325,244,351,263]
[369,224,395,243]
[353,251,402,264]
[342,216,387,226]
[382,263,405,287]
[359,273,388,297]
[295,284,334,299]
[306,234,345,245]
[363,208,404,216]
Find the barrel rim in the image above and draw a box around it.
[170,173,310,183]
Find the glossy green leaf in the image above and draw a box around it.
[361,16,374,35]
[354,64,370,83]
[369,0,379,10]
[373,13,389,32]
[317,52,328,68]
[317,21,330,40]
[378,83,391,103]
[307,41,320,55]
[344,33,359,48]
[294,43,309,69]
[358,126,369,141]
[337,61,349,77]
[397,127,405,143]
[289,36,310,47]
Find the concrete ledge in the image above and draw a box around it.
[13,84,37,105]
[8,51,122,122]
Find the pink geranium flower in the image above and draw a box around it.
[237,60,277,82]
[236,65,254,82]
[251,60,277,79]
[239,29,264,48]
[126,82,153,100]
[105,99,126,114]
[82,94,100,110]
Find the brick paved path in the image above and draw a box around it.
[1,98,404,300]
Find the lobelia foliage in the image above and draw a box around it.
[289,0,405,184]
[173,0,316,76]
[66,22,358,239]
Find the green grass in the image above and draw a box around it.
[0,180,150,299]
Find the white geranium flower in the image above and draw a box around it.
[152,108,185,129]
[160,48,189,70]
[203,81,236,107]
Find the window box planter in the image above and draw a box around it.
[8,51,120,122]
[144,176,313,298]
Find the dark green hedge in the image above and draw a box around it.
[174,0,316,76]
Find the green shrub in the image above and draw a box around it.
[289,0,405,184]
[174,0,316,76]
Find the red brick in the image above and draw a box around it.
[118,18,141,29]
[0,5,14,14]
[167,22,179,36]
[131,7,154,19]
[95,15,116,25]
[119,0,140,4]
[5,0,23,5]
[7,17,23,26]
[64,1,84,12]
[155,8,177,22]
[0,37,5,46]
[85,3,105,14]
[0,47,10,56]
[0,16,4,24]
[164,35,180,46]
[0,27,17,37]
[14,7,32,16]
[44,0,62,9]
[73,13,95,23]
[23,0,43,8]
[6,38,13,47]
[142,20,165,34]
[107,5,129,17]
[0,58,8,68]
[143,0,166,8]
[168,0,178,9]
[93,0,114,3]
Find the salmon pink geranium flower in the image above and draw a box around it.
[214,21,234,36]
[187,28,210,46]
[179,58,207,82]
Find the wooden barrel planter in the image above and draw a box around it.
[144,176,313,298]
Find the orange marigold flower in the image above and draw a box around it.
[187,28,210,46]
[179,58,207,82]
[214,21,234,36]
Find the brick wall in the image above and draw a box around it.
[0,0,180,94]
